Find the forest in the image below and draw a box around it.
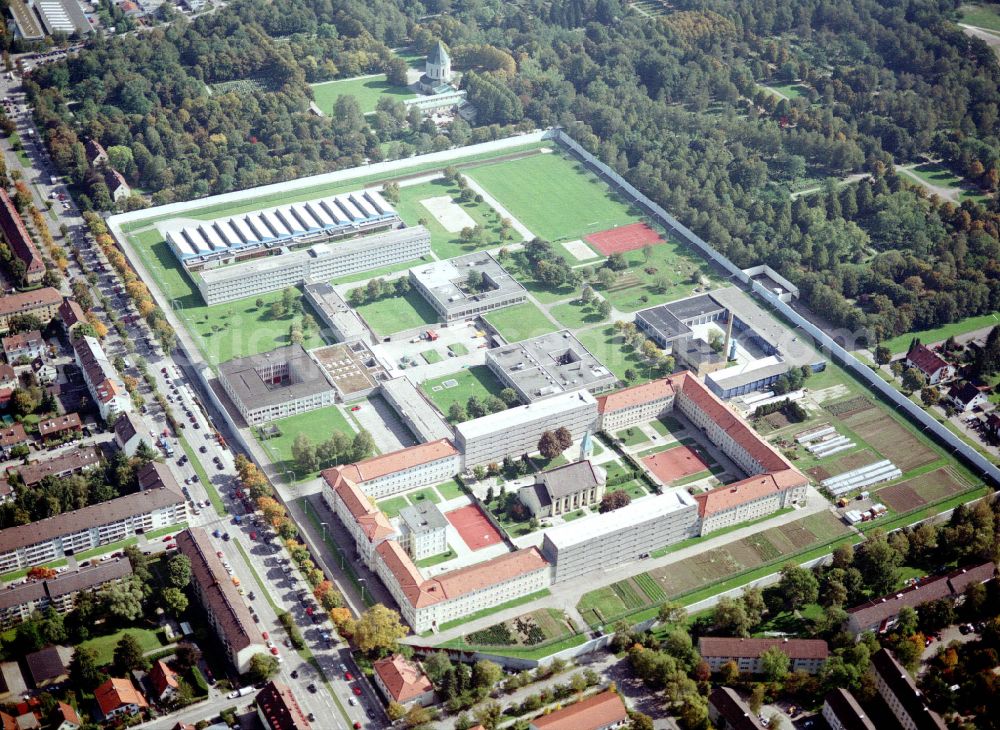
[22,0,1000,342]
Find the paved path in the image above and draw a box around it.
[960,23,1000,56]
[136,693,257,730]
[790,172,871,199]
[895,163,962,203]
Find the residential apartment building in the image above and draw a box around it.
[869,649,946,730]
[409,252,527,321]
[175,528,268,674]
[397,501,448,561]
[57,298,87,337]
[541,490,699,583]
[845,561,994,637]
[94,678,147,722]
[375,540,551,633]
[194,226,430,305]
[114,411,147,457]
[303,281,370,344]
[0,188,45,284]
[256,681,312,730]
[37,413,82,442]
[596,378,677,432]
[73,335,132,421]
[380,377,454,444]
[0,468,185,572]
[695,471,807,535]
[708,687,762,730]
[372,655,435,708]
[322,439,459,500]
[822,688,876,730]
[905,344,954,385]
[519,460,606,518]
[0,423,29,457]
[529,690,628,730]
[0,288,62,332]
[2,330,44,361]
[219,344,336,426]
[454,390,598,468]
[0,559,133,629]
[698,637,829,675]
[12,446,100,487]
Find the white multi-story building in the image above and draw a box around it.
[596,377,676,432]
[322,439,460,500]
[323,474,397,569]
[870,649,946,730]
[541,490,699,583]
[303,281,371,344]
[73,335,132,422]
[219,344,337,426]
[822,688,876,730]
[194,226,430,305]
[695,471,807,535]
[375,540,551,633]
[454,390,598,468]
[0,462,185,572]
[409,252,526,322]
[397,501,449,561]
[698,637,828,675]
[380,378,455,444]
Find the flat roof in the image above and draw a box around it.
[381,377,453,443]
[219,344,334,409]
[309,343,385,396]
[410,252,525,314]
[303,282,368,341]
[487,330,614,401]
[542,488,696,550]
[455,389,597,441]
[399,500,448,534]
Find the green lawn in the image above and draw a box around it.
[448,342,469,356]
[577,325,658,383]
[354,289,439,336]
[881,312,1000,353]
[378,496,410,518]
[331,256,433,285]
[421,349,443,364]
[595,240,714,313]
[436,479,465,500]
[393,178,516,259]
[1,559,67,584]
[616,427,650,446]
[483,302,559,343]
[550,299,609,330]
[761,82,807,100]
[310,74,416,115]
[415,546,457,568]
[80,627,166,666]
[422,365,507,419]
[75,537,138,561]
[563,509,588,522]
[408,487,441,506]
[255,405,357,481]
[901,162,989,204]
[961,3,1000,31]
[466,150,642,242]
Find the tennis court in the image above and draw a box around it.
[585,222,662,255]
[446,504,505,551]
[642,444,709,484]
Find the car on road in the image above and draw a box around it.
[344,671,352,681]
[199,445,207,453]
[290,670,298,678]
[270,646,279,656]
[308,713,315,722]
[307,683,317,693]
[161,535,173,542]
[353,686,361,696]
[222,532,230,541]
[348,698,356,707]
[350,405,361,411]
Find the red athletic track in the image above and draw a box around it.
[642,445,710,484]
[584,222,662,255]
[445,504,504,551]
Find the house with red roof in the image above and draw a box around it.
[529,690,628,730]
[699,637,829,674]
[94,678,147,721]
[53,702,80,730]
[0,190,44,285]
[148,660,179,702]
[372,655,434,707]
[57,299,87,338]
[322,438,459,499]
[905,344,954,385]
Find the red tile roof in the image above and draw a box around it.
[323,439,457,486]
[58,299,87,329]
[699,637,828,660]
[530,690,627,730]
[256,681,311,730]
[694,469,805,517]
[94,678,147,717]
[0,190,43,279]
[332,477,396,543]
[55,702,79,726]
[906,344,950,377]
[0,288,62,318]
[0,423,28,448]
[596,378,676,414]
[149,660,178,697]
[372,655,433,704]
[37,413,81,437]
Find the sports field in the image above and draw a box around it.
[393,178,514,259]
[642,445,709,483]
[466,151,642,242]
[353,289,439,336]
[310,74,416,115]
[421,365,507,419]
[483,302,559,343]
[585,222,662,255]
[447,504,505,550]
[254,405,357,480]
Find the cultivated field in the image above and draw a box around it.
[310,74,416,114]
[877,466,975,514]
[466,151,642,242]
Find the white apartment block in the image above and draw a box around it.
[455,390,598,468]
[0,483,186,573]
[323,439,460,500]
[596,378,676,432]
[195,226,430,305]
[541,490,699,583]
[698,637,828,675]
[323,473,397,569]
[73,335,133,422]
[870,649,946,730]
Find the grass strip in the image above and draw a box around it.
[1,559,67,583]
[75,537,138,561]
[178,434,226,516]
[146,522,189,540]
[301,503,375,607]
[440,632,587,660]
[436,589,551,633]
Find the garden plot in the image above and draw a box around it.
[420,195,477,233]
